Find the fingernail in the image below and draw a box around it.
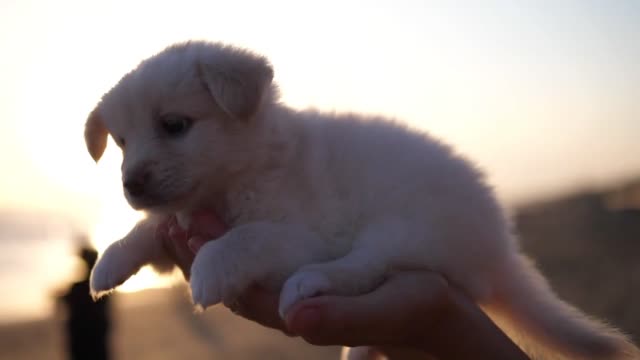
[287,306,321,334]
[188,237,206,254]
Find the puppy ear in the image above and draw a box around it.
[84,106,108,162]
[198,48,274,120]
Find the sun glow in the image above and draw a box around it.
[9,32,186,293]
[87,142,182,293]
[1,0,639,312]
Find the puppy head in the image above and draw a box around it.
[84,41,275,212]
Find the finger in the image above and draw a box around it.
[169,223,188,242]
[188,210,228,239]
[158,220,196,279]
[187,236,208,254]
[285,272,452,347]
[155,216,173,240]
[160,215,188,247]
[171,237,196,276]
[229,285,290,333]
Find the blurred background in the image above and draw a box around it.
[0,0,638,359]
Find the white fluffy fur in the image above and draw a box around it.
[85,41,638,359]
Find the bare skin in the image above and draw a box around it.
[158,212,529,360]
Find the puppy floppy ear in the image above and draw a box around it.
[198,48,274,120]
[84,106,108,162]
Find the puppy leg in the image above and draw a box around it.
[279,217,411,317]
[90,216,169,297]
[190,221,334,309]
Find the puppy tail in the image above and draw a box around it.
[482,255,639,360]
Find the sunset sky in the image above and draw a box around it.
[0,0,639,320]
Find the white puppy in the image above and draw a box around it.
[85,41,637,359]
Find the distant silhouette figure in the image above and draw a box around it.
[61,245,111,360]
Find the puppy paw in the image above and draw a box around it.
[190,269,222,310]
[279,270,332,318]
[189,240,245,309]
[89,258,132,299]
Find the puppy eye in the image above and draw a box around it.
[118,137,126,147]
[160,114,193,137]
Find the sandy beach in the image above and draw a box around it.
[0,286,341,360]
[1,183,639,360]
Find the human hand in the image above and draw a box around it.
[159,212,528,359]
[283,271,451,348]
[281,271,529,359]
[157,211,227,280]
[159,211,449,342]
[158,212,288,330]
[280,271,527,359]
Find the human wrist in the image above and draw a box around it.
[410,283,463,354]
[418,287,529,360]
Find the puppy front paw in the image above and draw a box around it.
[89,243,142,299]
[189,240,247,310]
[279,270,332,318]
[189,267,223,310]
[90,258,131,299]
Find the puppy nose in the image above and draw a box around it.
[123,171,151,197]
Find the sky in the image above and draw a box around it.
[0,0,639,321]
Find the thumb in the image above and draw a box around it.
[284,272,451,347]
[285,296,409,347]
